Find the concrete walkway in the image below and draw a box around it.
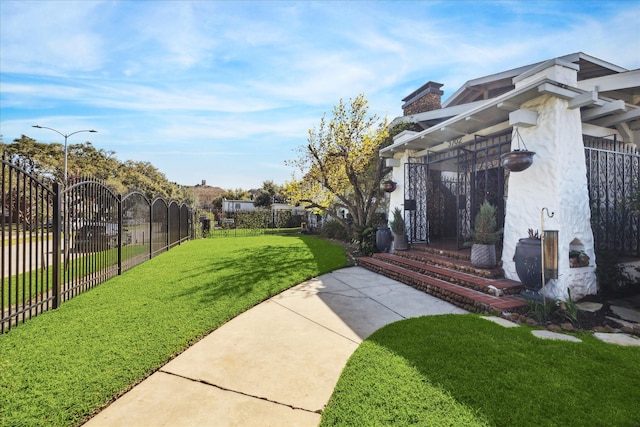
[83,266,466,427]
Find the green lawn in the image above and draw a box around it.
[321,314,640,427]
[0,234,348,427]
[3,244,150,309]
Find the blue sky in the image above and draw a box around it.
[1,1,639,190]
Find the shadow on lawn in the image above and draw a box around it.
[363,315,640,427]
[171,235,342,304]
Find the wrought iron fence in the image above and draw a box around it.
[585,135,640,258]
[410,130,510,248]
[1,157,193,333]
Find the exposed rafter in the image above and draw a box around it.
[581,100,627,122]
[590,108,640,128]
[538,82,577,100]
[568,91,601,109]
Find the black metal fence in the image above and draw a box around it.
[2,158,193,333]
[585,136,640,258]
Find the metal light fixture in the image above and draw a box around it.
[540,207,555,305]
[381,180,397,193]
[542,230,559,279]
[32,125,97,185]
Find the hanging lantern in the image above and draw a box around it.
[542,230,559,279]
[382,180,397,193]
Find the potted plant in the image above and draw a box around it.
[468,201,501,268]
[390,207,409,251]
[569,250,590,268]
[513,228,545,290]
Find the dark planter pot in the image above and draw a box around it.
[470,244,497,268]
[393,233,409,251]
[376,227,392,253]
[513,238,549,291]
[501,150,535,172]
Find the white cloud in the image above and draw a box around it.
[1,0,638,189]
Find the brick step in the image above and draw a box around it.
[358,256,527,315]
[373,253,524,295]
[410,244,472,261]
[396,249,504,279]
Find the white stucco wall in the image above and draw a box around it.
[502,64,597,300]
[387,151,413,217]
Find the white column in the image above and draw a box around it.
[502,64,597,299]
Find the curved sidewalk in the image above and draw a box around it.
[84,266,466,427]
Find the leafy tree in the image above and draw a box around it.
[2,135,61,179]
[1,136,192,203]
[253,191,273,209]
[285,94,390,236]
[254,180,286,208]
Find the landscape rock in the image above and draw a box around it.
[576,302,603,313]
[593,332,640,347]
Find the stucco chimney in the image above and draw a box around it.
[402,81,444,116]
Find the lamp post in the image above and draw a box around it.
[32,125,97,185]
[32,125,97,272]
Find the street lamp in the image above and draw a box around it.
[32,125,97,185]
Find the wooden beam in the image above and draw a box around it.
[590,108,640,128]
[537,82,577,100]
[497,101,520,112]
[581,100,627,122]
[509,109,538,128]
[568,91,599,110]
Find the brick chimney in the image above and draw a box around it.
[402,81,444,116]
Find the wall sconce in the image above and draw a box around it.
[381,180,397,193]
[542,230,559,279]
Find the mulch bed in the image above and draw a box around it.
[505,294,640,337]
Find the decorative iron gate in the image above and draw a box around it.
[404,160,428,242]
[404,130,511,248]
[585,136,640,258]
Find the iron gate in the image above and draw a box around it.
[585,136,640,258]
[404,130,511,248]
[404,160,428,242]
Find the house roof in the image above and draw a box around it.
[443,52,628,108]
[382,56,640,158]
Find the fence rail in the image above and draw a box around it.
[2,158,193,333]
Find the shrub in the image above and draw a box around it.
[595,249,639,297]
[470,201,501,244]
[389,207,406,235]
[321,220,350,241]
[353,225,377,256]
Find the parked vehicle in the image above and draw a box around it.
[74,223,131,252]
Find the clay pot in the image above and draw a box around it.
[501,150,535,172]
[513,237,549,291]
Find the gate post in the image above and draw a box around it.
[51,182,61,309]
[117,194,123,275]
